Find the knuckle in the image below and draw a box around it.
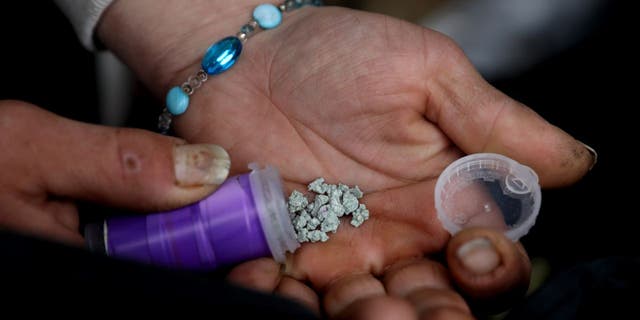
[0,100,41,131]
[111,127,146,179]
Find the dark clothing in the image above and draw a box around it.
[2,230,638,319]
[1,230,319,318]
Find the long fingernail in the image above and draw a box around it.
[174,144,230,187]
[457,237,500,275]
[579,141,598,171]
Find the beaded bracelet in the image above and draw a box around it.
[158,0,323,134]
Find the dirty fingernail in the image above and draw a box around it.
[457,237,500,275]
[174,144,230,186]
[579,141,598,171]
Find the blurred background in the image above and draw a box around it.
[1,0,636,309]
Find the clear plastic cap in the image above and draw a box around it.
[434,153,541,241]
[248,163,300,263]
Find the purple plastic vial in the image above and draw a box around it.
[85,164,299,270]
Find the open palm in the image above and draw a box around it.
[172,6,588,290]
[175,8,462,285]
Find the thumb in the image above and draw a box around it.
[424,41,595,187]
[2,101,230,211]
[446,228,531,315]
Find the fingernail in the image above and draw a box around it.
[457,237,500,275]
[174,144,230,187]
[579,141,598,171]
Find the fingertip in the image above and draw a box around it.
[446,228,530,313]
[579,140,598,171]
[173,144,230,187]
[155,143,231,210]
[526,134,594,188]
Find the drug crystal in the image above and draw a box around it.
[288,178,369,243]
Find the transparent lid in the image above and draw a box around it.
[248,163,300,263]
[434,153,542,241]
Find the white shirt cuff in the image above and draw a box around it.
[54,0,115,50]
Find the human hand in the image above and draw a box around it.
[98,2,595,317]
[0,100,230,245]
[228,227,530,319]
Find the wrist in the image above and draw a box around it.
[97,0,271,95]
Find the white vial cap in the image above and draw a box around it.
[434,153,542,241]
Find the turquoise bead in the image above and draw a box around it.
[166,86,189,115]
[253,4,282,29]
[201,36,243,75]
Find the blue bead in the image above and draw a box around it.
[253,4,282,29]
[166,86,190,115]
[201,36,243,75]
